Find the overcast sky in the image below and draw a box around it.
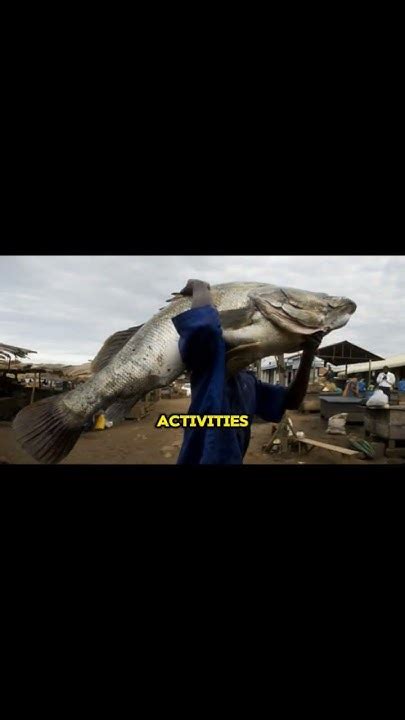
[0,255,404,365]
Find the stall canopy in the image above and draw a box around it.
[0,342,37,360]
[1,341,92,383]
[317,340,383,366]
[336,354,405,377]
[0,360,92,382]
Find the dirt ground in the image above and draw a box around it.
[1,398,403,465]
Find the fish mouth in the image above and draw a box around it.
[328,296,357,314]
[342,298,357,314]
[325,297,357,330]
[327,305,356,332]
[328,297,357,315]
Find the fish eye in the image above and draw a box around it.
[328,298,344,308]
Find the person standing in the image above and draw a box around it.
[357,377,367,394]
[343,377,359,397]
[376,366,396,401]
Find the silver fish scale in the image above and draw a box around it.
[63,283,264,418]
[63,309,184,418]
[62,281,356,420]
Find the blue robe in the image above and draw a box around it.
[172,305,288,464]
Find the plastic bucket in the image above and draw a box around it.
[94,413,106,430]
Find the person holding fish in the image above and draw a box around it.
[171,279,325,465]
[12,276,356,464]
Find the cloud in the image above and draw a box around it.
[0,255,404,364]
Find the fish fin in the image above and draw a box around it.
[272,312,323,335]
[252,294,323,335]
[91,325,143,373]
[13,396,84,464]
[105,397,138,424]
[226,342,262,375]
[218,305,256,330]
[165,294,183,303]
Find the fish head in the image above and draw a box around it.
[318,293,357,333]
[251,285,357,338]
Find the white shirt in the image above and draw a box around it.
[377,371,395,388]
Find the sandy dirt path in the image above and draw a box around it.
[1,398,399,465]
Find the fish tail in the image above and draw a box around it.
[13,395,85,464]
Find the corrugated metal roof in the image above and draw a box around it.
[317,340,383,361]
[336,354,405,376]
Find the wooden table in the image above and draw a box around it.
[320,396,366,423]
[364,405,405,457]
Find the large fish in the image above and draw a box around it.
[13,282,356,463]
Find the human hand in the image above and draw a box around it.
[166,279,212,308]
[301,330,325,355]
[177,279,211,297]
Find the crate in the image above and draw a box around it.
[364,406,405,442]
[320,396,366,423]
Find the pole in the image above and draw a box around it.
[30,373,36,404]
[368,359,371,388]
[276,354,286,386]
